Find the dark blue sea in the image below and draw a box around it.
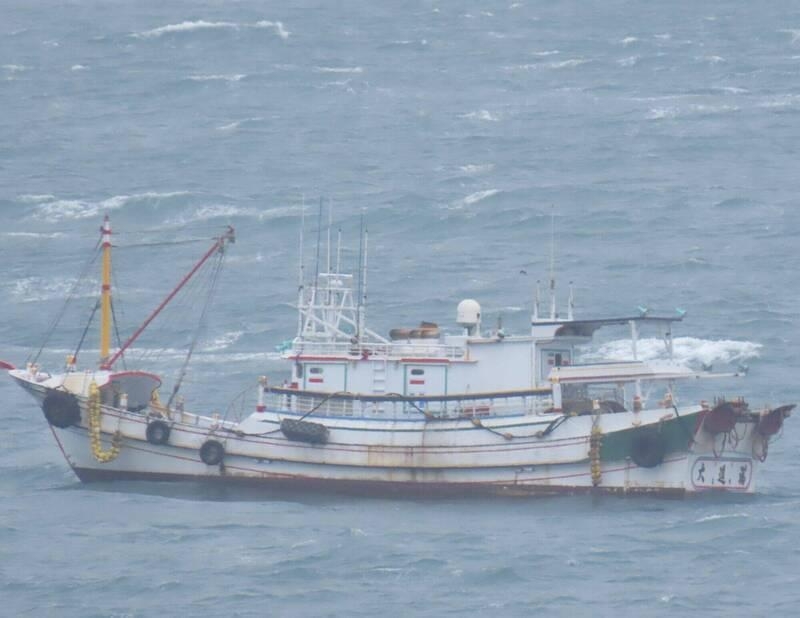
[2,1,800,615]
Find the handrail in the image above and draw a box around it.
[268,385,552,403]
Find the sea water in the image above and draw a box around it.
[2,1,800,616]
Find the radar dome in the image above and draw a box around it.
[457,299,481,334]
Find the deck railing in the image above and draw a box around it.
[289,340,466,360]
[265,387,555,420]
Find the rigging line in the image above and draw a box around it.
[167,250,226,408]
[118,246,215,366]
[110,298,127,371]
[30,239,102,365]
[72,299,100,365]
[115,238,211,249]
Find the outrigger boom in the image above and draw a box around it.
[100,225,235,370]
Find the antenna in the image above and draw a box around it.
[356,214,365,341]
[549,207,556,320]
[296,196,306,338]
[533,280,540,322]
[326,199,332,276]
[336,227,342,275]
[313,198,323,290]
[361,223,369,340]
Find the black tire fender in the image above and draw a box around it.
[42,391,81,428]
[630,430,666,468]
[146,420,171,445]
[199,440,225,465]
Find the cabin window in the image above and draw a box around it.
[410,369,425,376]
[309,367,324,374]
[555,353,563,367]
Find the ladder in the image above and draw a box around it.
[371,358,387,414]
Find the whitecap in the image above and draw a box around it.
[70,64,87,71]
[621,36,639,46]
[450,189,501,209]
[314,66,363,74]
[253,20,290,40]
[696,512,750,523]
[32,191,190,222]
[7,276,98,303]
[203,331,244,352]
[546,58,588,69]
[460,110,500,121]
[2,231,64,239]
[703,55,725,64]
[779,28,800,44]
[133,19,289,40]
[459,163,495,174]
[581,336,762,367]
[617,56,638,67]
[2,64,26,72]
[17,194,55,203]
[188,74,245,82]
[646,107,678,120]
[654,33,672,40]
[134,20,238,38]
[164,204,297,226]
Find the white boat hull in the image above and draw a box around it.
[17,375,766,497]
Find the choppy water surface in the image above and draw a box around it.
[2,1,800,615]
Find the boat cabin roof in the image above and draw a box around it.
[536,315,682,338]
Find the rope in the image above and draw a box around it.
[30,240,101,364]
[167,249,226,408]
[72,300,100,364]
[110,297,127,371]
[470,417,513,440]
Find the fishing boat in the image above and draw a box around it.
[3,215,793,496]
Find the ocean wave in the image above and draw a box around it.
[620,36,639,46]
[460,110,500,122]
[2,231,64,239]
[203,331,244,352]
[164,205,299,226]
[646,103,739,120]
[70,64,87,71]
[17,194,55,203]
[459,163,495,175]
[188,74,246,82]
[216,117,264,131]
[133,19,289,40]
[547,58,588,69]
[531,50,559,57]
[7,276,98,303]
[617,56,638,67]
[696,512,750,523]
[314,66,363,74]
[2,64,27,72]
[779,28,800,44]
[448,189,501,210]
[581,336,762,367]
[29,191,190,222]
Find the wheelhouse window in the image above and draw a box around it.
[410,368,425,376]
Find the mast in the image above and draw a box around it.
[101,226,235,370]
[99,215,113,365]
